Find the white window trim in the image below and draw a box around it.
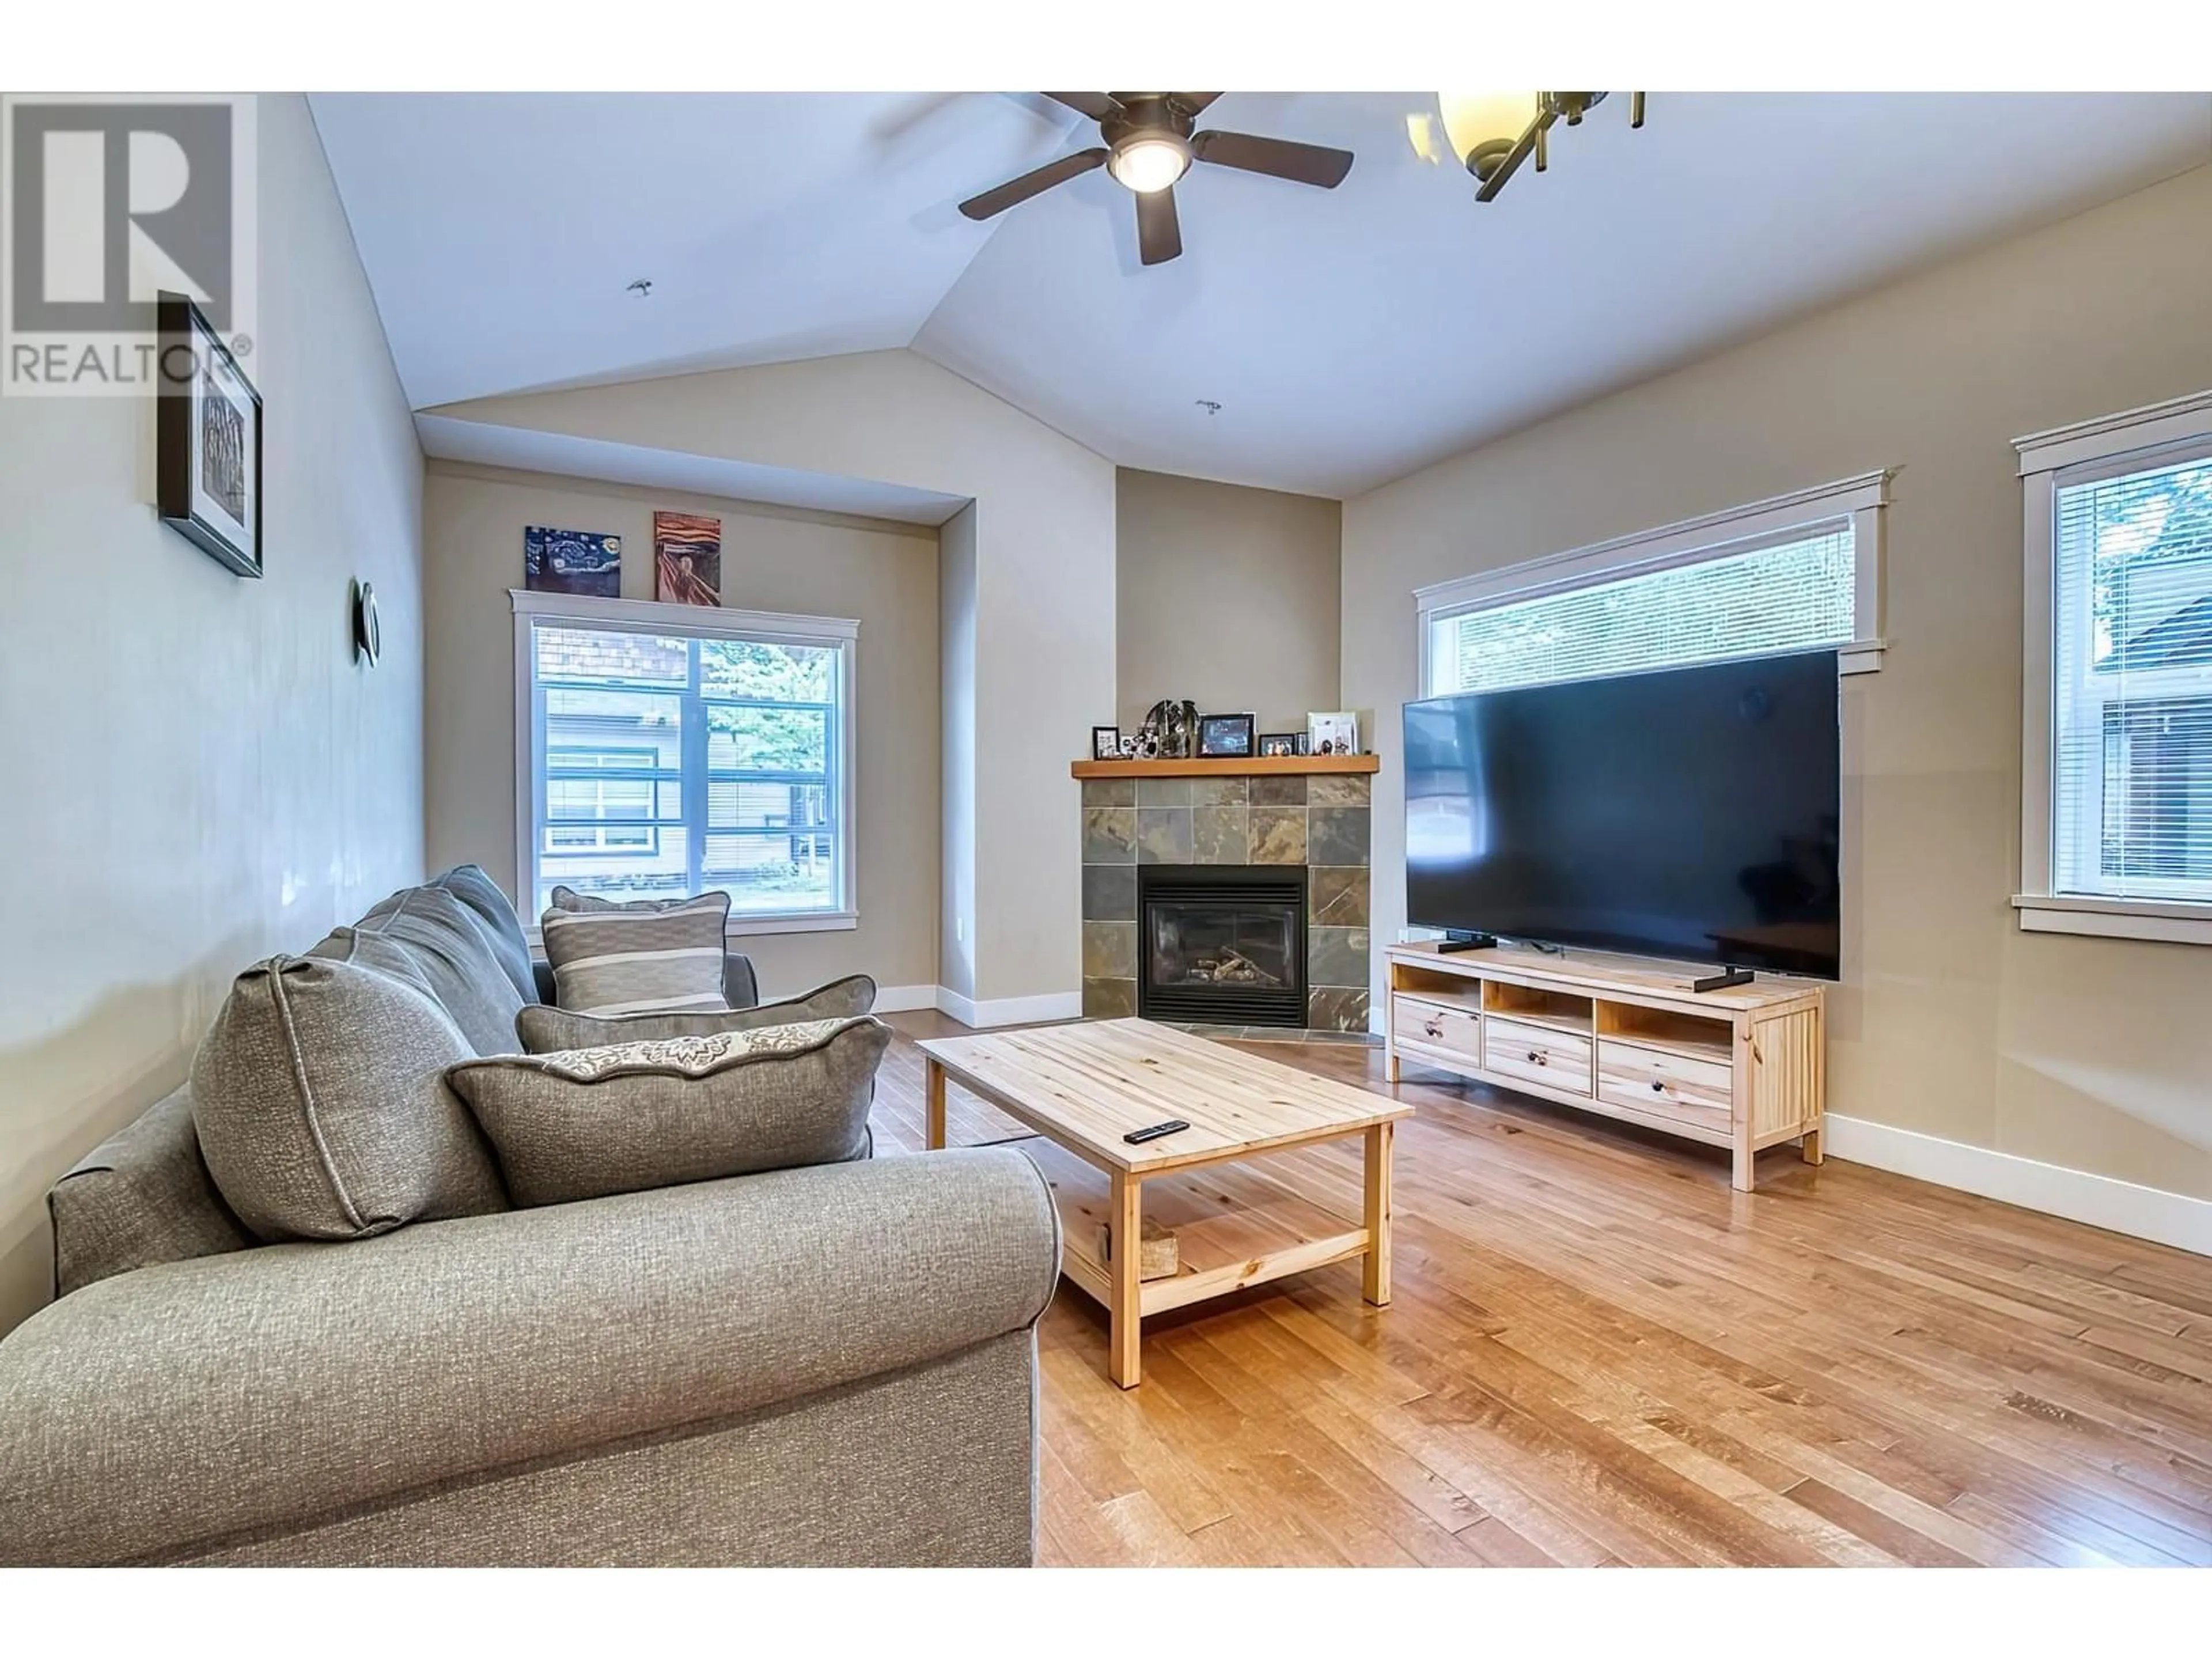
[2014,387,2212,945]
[510,589,860,939]
[1413,469,1895,696]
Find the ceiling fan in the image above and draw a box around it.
[958,93,1355,267]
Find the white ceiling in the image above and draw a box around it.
[313,92,2211,499]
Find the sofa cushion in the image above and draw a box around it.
[538,891,732,1017]
[427,865,537,1005]
[48,1086,255,1297]
[448,1016,888,1207]
[318,883,526,1056]
[514,973,875,1054]
[192,956,509,1242]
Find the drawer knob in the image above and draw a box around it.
[1652,1080,1665,1093]
[1528,1050,1544,1065]
[1423,1019,1442,1039]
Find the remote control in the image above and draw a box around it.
[1123,1119,1190,1145]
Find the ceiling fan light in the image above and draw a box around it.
[1437,91,1541,175]
[1108,137,1190,194]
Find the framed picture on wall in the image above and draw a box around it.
[156,291,263,578]
[653,510,722,606]
[524,526,622,597]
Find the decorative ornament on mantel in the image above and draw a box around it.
[1135,699,1199,760]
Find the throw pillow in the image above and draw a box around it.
[514,973,876,1054]
[447,1016,891,1207]
[539,890,732,1016]
[547,885,699,913]
[192,955,509,1241]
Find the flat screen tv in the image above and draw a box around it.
[1404,649,1841,978]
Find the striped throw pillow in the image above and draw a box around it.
[539,891,732,1017]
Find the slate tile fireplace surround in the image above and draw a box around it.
[1080,769,1372,1032]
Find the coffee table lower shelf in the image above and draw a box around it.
[1017,1135,1372,1321]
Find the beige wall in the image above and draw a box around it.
[422,463,941,997]
[939,503,979,1001]
[1116,469,1342,737]
[0,94,425,1333]
[426,350,1116,1007]
[1344,162,2212,1202]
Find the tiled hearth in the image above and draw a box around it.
[1081,770,1372,1032]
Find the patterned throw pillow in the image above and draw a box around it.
[446,1016,891,1206]
[539,891,732,1016]
[514,973,876,1054]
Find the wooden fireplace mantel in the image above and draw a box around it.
[1071,755,1380,779]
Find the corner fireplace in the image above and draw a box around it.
[1137,865,1308,1027]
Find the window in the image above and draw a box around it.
[513,592,857,932]
[1417,472,1889,699]
[2017,389,2212,943]
[545,747,659,855]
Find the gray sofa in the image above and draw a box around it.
[0,869,1060,1566]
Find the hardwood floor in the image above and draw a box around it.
[876,1012,2212,1567]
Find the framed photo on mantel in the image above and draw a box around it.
[1308,711,1359,756]
[1196,713,1256,759]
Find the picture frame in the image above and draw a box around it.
[157,290,263,578]
[653,510,722,606]
[1258,732,1302,758]
[1092,725,1122,760]
[1308,711,1360,756]
[525,525,622,597]
[1196,713,1257,759]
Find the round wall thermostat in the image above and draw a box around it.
[352,579,382,667]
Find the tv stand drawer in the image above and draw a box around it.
[1597,1039,1733,1126]
[1483,1016,1593,1097]
[1392,997,1480,1065]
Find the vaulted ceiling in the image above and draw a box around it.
[312,92,2212,498]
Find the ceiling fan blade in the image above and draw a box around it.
[1174,92,1225,114]
[1190,128,1354,188]
[1042,92,1122,122]
[958,147,1109,221]
[1135,185,1182,266]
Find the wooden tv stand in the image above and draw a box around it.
[1383,942,1826,1191]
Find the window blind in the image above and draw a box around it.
[1427,525,1855,697]
[2050,454,2212,903]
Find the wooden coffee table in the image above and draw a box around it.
[918,1018,1411,1388]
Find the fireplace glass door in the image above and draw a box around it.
[1135,868,1307,1026]
[1149,904,1297,994]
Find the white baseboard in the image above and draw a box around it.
[933,987,1084,1029]
[755,982,938,1013]
[1825,1115,2212,1259]
[869,984,939,1014]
